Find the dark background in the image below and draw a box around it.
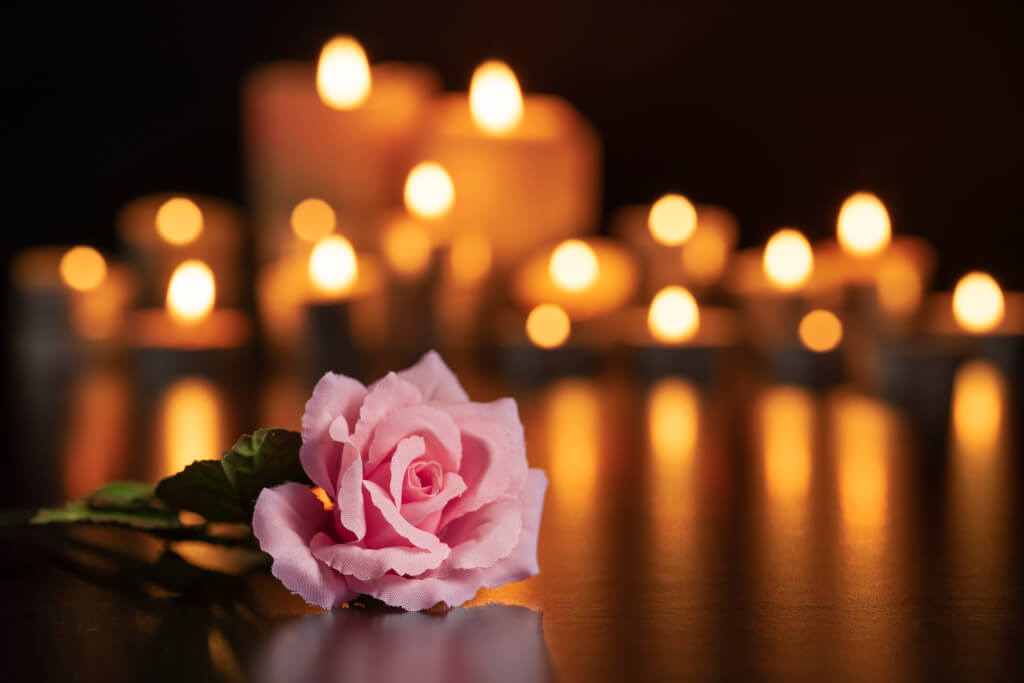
[6,0,1023,288]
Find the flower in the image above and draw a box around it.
[252,351,548,611]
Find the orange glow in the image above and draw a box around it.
[647,378,699,468]
[648,193,697,246]
[952,271,1004,333]
[952,360,1005,457]
[798,309,843,352]
[63,368,129,498]
[647,286,700,343]
[763,228,813,291]
[308,235,358,295]
[681,222,730,284]
[155,198,203,246]
[834,393,889,533]
[290,198,336,243]
[449,232,492,287]
[157,377,224,478]
[549,239,599,292]
[59,246,107,292]
[526,303,571,349]
[404,161,455,220]
[877,256,922,316]
[837,192,891,257]
[760,386,813,506]
[166,260,215,324]
[316,36,371,109]
[469,60,524,136]
[547,379,600,521]
[383,218,432,278]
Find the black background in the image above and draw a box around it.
[6,0,1023,287]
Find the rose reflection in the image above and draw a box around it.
[255,605,554,683]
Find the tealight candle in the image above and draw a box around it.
[495,303,600,384]
[415,60,600,269]
[245,36,440,260]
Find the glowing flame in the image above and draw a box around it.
[549,239,599,292]
[760,386,813,506]
[647,286,700,343]
[384,218,432,278]
[469,60,524,136]
[952,271,1004,333]
[877,256,922,316]
[158,377,223,477]
[316,36,371,110]
[526,303,570,349]
[837,192,891,257]
[798,309,843,352]
[763,228,813,291]
[952,360,1005,457]
[59,246,107,292]
[308,235,358,295]
[648,194,697,246]
[156,198,203,245]
[291,198,336,242]
[404,161,455,220]
[166,260,215,324]
[449,232,492,287]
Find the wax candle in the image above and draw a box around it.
[495,304,601,384]
[245,37,440,260]
[415,60,600,269]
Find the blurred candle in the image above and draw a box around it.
[647,286,700,344]
[836,192,891,257]
[526,303,571,349]
[798,309,843,353]
[648,193,698,247]
[416,59,600,268]
[763,228,813,292]
[952,272,1004,333]
[153,376,227,479]
[245,36,439,260]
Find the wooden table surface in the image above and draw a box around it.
[1,353,1021,682]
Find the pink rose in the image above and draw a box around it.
[252,351,548,611]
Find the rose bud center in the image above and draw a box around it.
[407,460,444,497]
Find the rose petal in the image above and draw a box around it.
[388,435,427,505]
[300,372,367,498]
[310,532,450,581]
[442,495,523,571]
[397,350,470,403]
[252,483,355,610]
[402,472,467,527]
[334,443,366,541]
[352,372,423,451]
[367,404,463,473]
[363,480,444,551]
[475,468,548,585]
[439,398,527,524]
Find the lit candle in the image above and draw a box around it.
[494,301,601,384]
[415,59,600,269]
[245,36,439,260]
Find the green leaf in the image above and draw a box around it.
[85,481,165,512]
[156,428,310,523]
[31,499,182,530]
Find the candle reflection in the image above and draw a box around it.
[647,379,699,545]
[833,392,890,536]
[952,360,1005,456]
[759,386,813,511]
[155,377,227,479]
[63,368,130,499]
[546,378,599,524]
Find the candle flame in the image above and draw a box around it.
[156,198,203,246]
[449,232,492,287]
[384,218,432,278]
[526,303,570,349]
[648,194,697,246]
[798,309,843,352]
[549,239,599,292]
[763,228,813,291]
[837,192,891,257]
[167,260,216,324]
[404,161,455,220]
[59,246,107,292]
[952,272,1004,333]
[291,198,336,242]
[647,286,700,343]
[469,60,524,136]
[308,235,358,295]
[316,36,371,110]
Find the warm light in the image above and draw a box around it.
[837,192,891,257]
[59,246,107,292]
[648,194,697,246]
[469,60,524,136]
[648,378,699,467]
[383,219,432,278]
[316,36,371,110]
[952,271,1005,333]
[952,360,1005,457]
[681,224,729,284]
[155,198,203,245]
[404,161,455,220]
[761,386,813,506]
[647,379,700,536]
[449,232,492,287]
[549,239,599,292]
[547,379,600,522]
[290,198,336,242]
[647,286,700,343]
[526,304,571,349]
[158,377,223,477]
[834,393,889,533]
[763,228,813,291]
[877,256,922,316]
[166,260,215,324]
[308,235,358,295]
[798,309,843,352]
